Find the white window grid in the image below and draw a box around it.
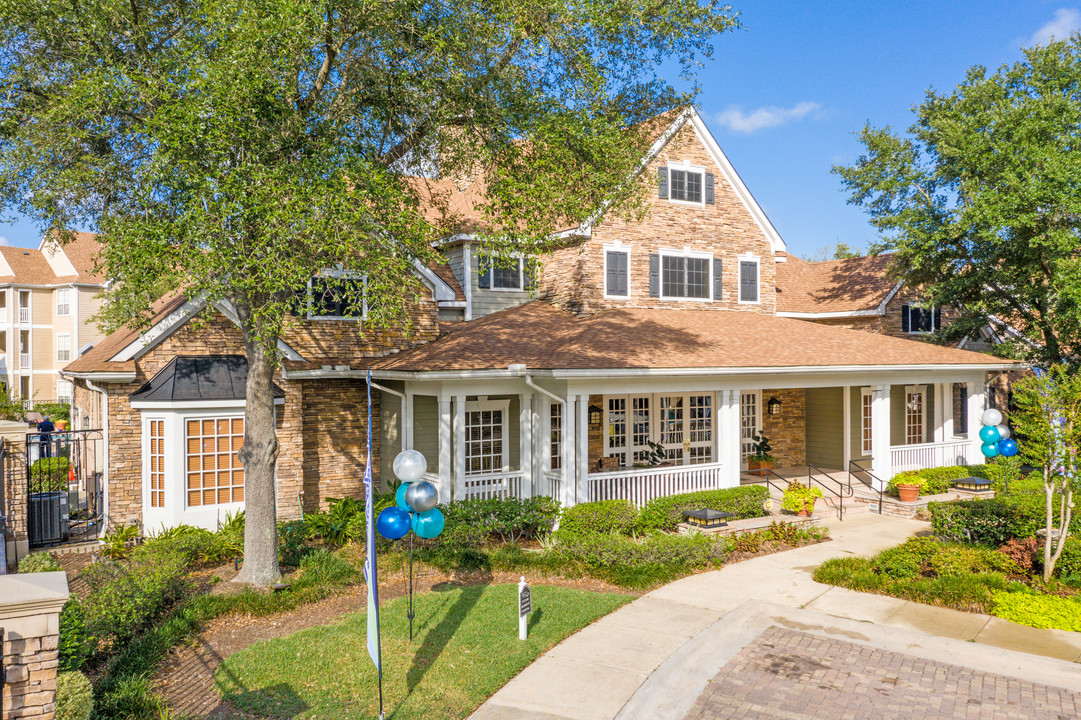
[861,389,873,455]
[150,419,165,508]
[630,396,652,464]
[659,395,684,462]
[665,162,706,205]
[465,401,509,475]
[56,379,73,405]
[186,417,245,507]
[659,250,713,301]
[57,333,71,362]
[740,391,760,462]
[905,387,925,445]
[688,395,712,464]
[56,288,71,316]
[549,402,562,471]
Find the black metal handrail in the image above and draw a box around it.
[806,463,853,497]
[848,460,885,515]
[803,464,845,520]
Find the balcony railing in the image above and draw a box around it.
[890,439,972,474]
[18,307,30,324]
[588,461,724,506]
[19,353,30,369]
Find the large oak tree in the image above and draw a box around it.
[0,0,737,586]
[834,38,1081,365]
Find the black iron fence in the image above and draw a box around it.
[26,429,104,548]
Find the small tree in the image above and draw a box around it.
[1012,365,1081,581]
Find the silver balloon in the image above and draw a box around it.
[995,424,1010,440]
[393,449,427,482]
[404,480,439,513]
[981,408,1003,427]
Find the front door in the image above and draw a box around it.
[740,391,761,469]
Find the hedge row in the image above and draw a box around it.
[635,485,771,533]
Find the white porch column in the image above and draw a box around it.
[437,395,452,503]
[453,393,467,500]
[718,389,741,488]
[871,384,892,489]
[842,385,852,469]
[941,383,955,439]
[404,390,415,449]
[562,396,577,507]
[576,394,590,505]
[933,383,945,443]
[519,392,533,498]
[967,377,986,464]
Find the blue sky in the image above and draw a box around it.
[1,2,1077,260]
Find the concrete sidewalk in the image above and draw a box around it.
[469,514,1081,720]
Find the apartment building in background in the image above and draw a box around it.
[0,232,106,406]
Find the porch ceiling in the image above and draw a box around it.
[373,302,1025,375]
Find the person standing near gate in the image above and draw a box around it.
[37,415,55,458]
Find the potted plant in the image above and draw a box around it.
[781,481,823,517]
[747,434,775,476]
[891,473,927,503]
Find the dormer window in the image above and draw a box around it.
[903,304,940,334]
[294,270,366,320]
[477,255,534,292]
[658,163,715,205]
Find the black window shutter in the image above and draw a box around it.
[657,167,668,199]
[606,252,617,295]
[901,305,910,332]
[739,261,758,302]
[712,258,722,300]
[933,306,942,331]
[705,173,715,204]
[477,255,490,289]
[649,254,660,297]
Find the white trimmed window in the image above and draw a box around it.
[660,250,712,300]
[549,402,562,471]
[604,393,709,467]
[56,379,73,405]
[861,388,873,455]
[307,275,366,320]
[952,383,968,438]
[477,255,528,291]
[465,399,509,474]
[659,162,714,205]
[604,246,629,298]
[57,333,71,362]
[738,256,760,304]
[905,386,926,445]
[149,419,165,508]
[186,417,245,506]
[56,288,71,316]
[904,304,939,334]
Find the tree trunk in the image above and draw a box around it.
[232,325,283,588]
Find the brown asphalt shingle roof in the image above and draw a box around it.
[775,254,896,314]
[374,301,1018,373]
[0,232,106,286]
[62,293,188,375]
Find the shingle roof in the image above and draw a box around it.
[62,293,189,375]
[130,355,283,401]
[373,301,1019,373]
[428,260,465,301]
[775,254,896,314]
[0,232,105,286]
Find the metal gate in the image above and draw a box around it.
[27,429,104,548]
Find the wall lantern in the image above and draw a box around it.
[767,397,782,416]
[588,405,603,427]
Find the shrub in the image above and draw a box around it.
[886,471,929,497]
[100,523,141,560]
[19,551,61,573]
[929,499,1023,546]
[217,510,246,556]
[997,537,1040,575]
[58,596,91,672]
[991,591,1081,632]
[34,401,72,424]
[305,497,364,545]
[870,537,1019,581]
[636,486,769,533]
[55,671,93,720]
[145,525,229,566]
[294,549,359,587]
[780,481,822,513]
[553,530,727,570]
[29,456,69,492]
[559,499,638,536]
[441,496,560,543]
[433,522,490,552]
[1055,536,1081,579]
[890,465,973,496]
[873,545,923,579]
[277,520,312,565]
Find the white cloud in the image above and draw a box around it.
[715,101,822,134]
[0,235,9,246]
[1031,9,1081,45]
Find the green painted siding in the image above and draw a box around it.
[413,395,440,474]
[805,387,844,468]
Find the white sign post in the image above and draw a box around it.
[518,576,532,640]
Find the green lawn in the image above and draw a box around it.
[215,583,633,719]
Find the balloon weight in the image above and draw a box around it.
[395,482,413,510]
[995,424,1010,440]
[377,507,411,540]
[981,441,1000,458]
[393,450,428,483]
[981,408,1003,427]
[412,508,445,539]
[978,425,1000,444]
[999,438,1019,457]
[404,480,439,513]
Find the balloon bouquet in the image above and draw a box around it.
[375,449,444,640]
[978,408,1018,459]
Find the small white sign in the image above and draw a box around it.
[518,576,532,640]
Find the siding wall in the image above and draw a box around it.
[849,387,871,463]
[890,383,935,445]
[805,387,844,468]
[468,244,534,318]
[379,387,403,487]
[412,395,439,474]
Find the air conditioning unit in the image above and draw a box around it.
[29,491,69,546]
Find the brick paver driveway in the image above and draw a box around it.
[686,627,1081,720]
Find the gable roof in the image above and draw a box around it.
[0,232,106,287]
[775,254,899,316]
[372,301,1021,376]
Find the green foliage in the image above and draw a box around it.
[295,548,360,586]
[749,433,773,462]
[216,510,246,557]
[58,596,91,672]
[558,499,638,537]
[29,456,69,493]
[890,465,978,496]
[277,519,312,565]
[636,486,770,533]
[145,524,231,566]
[1055,536,1081,578]
[781,481,822,513]
[833,39,1081,364]
[929,499,1027,546]
[34,402,71,424]
[551,532,729,589]
[991,591,1081,632]
[305,497,364,546]
[55,671,93,720]
[100,523,141,560]
[432,522,491,552]
[18,551,60,573]
[440,496,560,543]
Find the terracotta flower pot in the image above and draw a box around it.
[748,459,773,477]
[797,508,810,517]
[897,484,920,503]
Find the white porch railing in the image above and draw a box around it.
[18,307,29,324]
[890,439,972,473]
[538,471,562,501]
[461,470,524,501]
[587,461,724,506]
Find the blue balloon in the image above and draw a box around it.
[981,441,1000,458]
[411,507,445,539]
[979,425,1001,444]
[395,482,413,510]
[999,438,1019,457]
[376,507,411,540]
